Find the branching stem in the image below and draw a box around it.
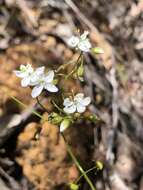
[62,133,96,190]
[66,52,83,79]
[36,97,49,113]
[11,96,43,119]
[11,95,96,190]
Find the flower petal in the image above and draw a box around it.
[31,84,43,98]
[14,70,28,78]
[80,97,91,106]
[45,83,58,92]
[74,93,84,102]
[35,66,45,75]
[26,64,33,73]
[45,70,54,83]
[75,93,84,99]
[20,65,26,70]
[76,103,86,113]
[68,36,79,47]
[30,74,40,85]
[80,31,89,40]
[28,66,44,85]
[63,98,73,107]
[64,105,76,114]
[78,39,91,52]
[21,77,31,87]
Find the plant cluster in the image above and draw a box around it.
[14,31,104,190]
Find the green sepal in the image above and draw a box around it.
[52,79,58,85]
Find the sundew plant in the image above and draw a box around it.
[13,31,104,190]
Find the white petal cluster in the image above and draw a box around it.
[68,31,92,52]
[14,64,58,98]
[63,93,91,114]
[14,64,34,87]
[31,70,58,98]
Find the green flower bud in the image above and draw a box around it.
[49,112,63,125]
[69,183,79,190]
[74,112,81,119]
[92,47,104,54]
[60,118,71,132]
[52,117,63,125]
[88,114,100,123]
[96,161,103,170]
[51,112,59,117]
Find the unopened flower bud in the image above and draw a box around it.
[92,47,104,54]
[60,118,71,132]
[69,183,79,190]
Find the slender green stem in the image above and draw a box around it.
[11,96,43,119]
[11,96,96,190]
[56,52,82,74]
[51,100,65,114]
[76,52,83,65]
[65,52,83,79]
[36,97,49,113]
[62,134,96,190]
[75,166,97,184]
[56,60,75,73]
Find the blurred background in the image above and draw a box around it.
[0,0,143,190]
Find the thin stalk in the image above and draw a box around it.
[11,96,43,119]
[65,52,83,79]
[11,96,96,190]
[76,52,83,64]
[75,166,97,184]
[36,97,49,113]
[62,134,96,190]
[51,100,65,114]
[56,60,75,73]
[56,52,82,73]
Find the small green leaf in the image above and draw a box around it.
[60,118,71,132]
[92,47,104,54]
[69,183,79,190]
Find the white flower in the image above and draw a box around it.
[63,93,91,114]
[68,31,92,52]
[78,39,91,52]
[14,64,34,87]
[68,36,79,47]
[14,64,58,98]
[30,66,45,85]
[31,70,58,98]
